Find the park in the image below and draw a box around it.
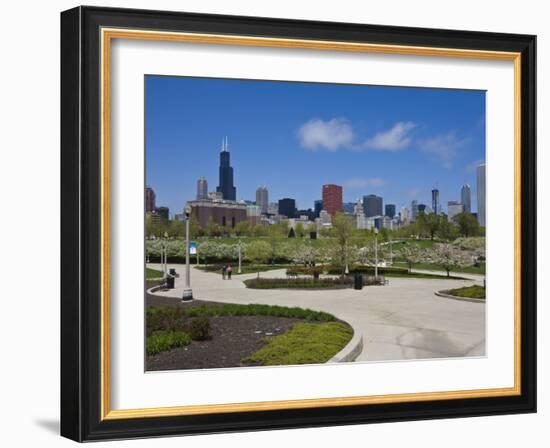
[144,212,486,371]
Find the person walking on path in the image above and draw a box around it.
[227,264,233,280]
[221,264,227,280]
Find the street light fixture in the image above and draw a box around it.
[374,227,379,279]
[182,206,193,301]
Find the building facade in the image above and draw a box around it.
[431,188,440,215]
[447,201,464,221]
[314,200,323,218]
[255,186,269,214]
[188,199,247,228]
[477,164,486,226]
[322,184,343,216]
[196,177,208,200]
[157,206,169,221]
[461,183,472,214]
[411,200,419,221]
[278,198,297,218]
[145,186,156,213]
[385,203,396,218]
[363,194,383,217]
[216,137,236,201]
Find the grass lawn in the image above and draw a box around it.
[146,267,164,279]
[196,264,291,275]
[445,285,485,299]
[243,322,353,366]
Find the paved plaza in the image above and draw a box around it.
[148,264,485,362]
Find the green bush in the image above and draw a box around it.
[326,265,409,276]
[244,277,352,290]
[286,266,324,276]
[188,316,212,341]
[146,330,191,355]
[243,322,353,366]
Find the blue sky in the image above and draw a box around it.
[145,75,485,216]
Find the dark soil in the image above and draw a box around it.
[146,294,305,371]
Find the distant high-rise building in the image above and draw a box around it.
[411,200,419,221]
[418,203,427,214]
[447,201,464,221]
[216,137,236,201]
[256,186,269,214]
[385,204,396,218]
[477,164,486,226]
[355,201,367,229]
[400,207,410,224]
[343,202,355,214]
[267,202,279,215]
[157,206,169,221]
[314,200,323,218]
[145,186,156,213]
[278,198,297,218]
[363,194,383,217]
[322,184,343,216]
[196,177,208,200]
[461,183,472,214]
[431,188,440,215]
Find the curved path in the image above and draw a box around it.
[149,264,485,362]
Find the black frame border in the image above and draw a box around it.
[61,6,536,442]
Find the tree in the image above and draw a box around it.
[437,214,459,241]
[234,220,251,237]
[245,240,271,277]
[417,212,440,240]
[206,216,222,237]
[453,212,481,237]
[294,222,305,238]
[331,213,355,276]
[291,243,318,266]
[426,243,472,277]
[399,244,424,273]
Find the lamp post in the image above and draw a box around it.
[182,206,193,301]
[163,231,168,277]
[374,227,379,279]
[238,240,242,274]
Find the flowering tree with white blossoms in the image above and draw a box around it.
[426,243,472,277]
[399,244,425,273]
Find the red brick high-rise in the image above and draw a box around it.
[322,184,343,217]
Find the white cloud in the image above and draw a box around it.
[362,121,416,151]
[344,177,386,189]
[297,118,354,151]
[418,131,468,168]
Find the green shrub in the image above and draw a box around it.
[188,316,212,341]
[243,322,353,366]
[445,285,485,299]
[146,331,191,355]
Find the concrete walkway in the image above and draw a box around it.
[149,264,485,362]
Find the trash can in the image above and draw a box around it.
[354,274,363,290]
[169,268,177,276]
[166,275,175,289]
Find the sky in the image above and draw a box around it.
[145,75,485,217]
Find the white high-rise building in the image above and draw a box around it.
[411,200,419,221]
[448,201,464,221]
[196,177,208,200]
[255,186,269,214]
[400,207,411,224]
[477,164,486,226]
[461,183,472,214]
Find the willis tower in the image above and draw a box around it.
[216,137,236,201]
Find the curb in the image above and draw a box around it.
[435,290,485,303]
[329,331,364,363]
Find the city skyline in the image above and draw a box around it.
[146,76,485,216]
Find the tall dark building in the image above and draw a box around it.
[432,188,440,215]
[278,198,296,218]
[322,184,343,216]
[145,186,156,213]
[216,137,236,201]
[314,200,323,218]
[385,204,396,218]
[418,203,427,213]
[157,206,169,221]
[363,194,383,217]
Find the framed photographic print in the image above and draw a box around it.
[60,6,536,442]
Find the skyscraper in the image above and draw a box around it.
[447,201,464,221]
[216,137,236,201]
[314,200,323,218]
[411,200,419,221]
[461,183,472,214]
[363,194,383,217]
[477,163,486,226]
[256,186,268,214]
[157,206,169,221]
[418,203,427,214]
[196,177,208,200]
[385,204,396,218]
[278,198,296,218]
[431,188,440,215]
[145,186,156,213]
[322,184,343,216]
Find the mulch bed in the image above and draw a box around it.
[146,294,306,371]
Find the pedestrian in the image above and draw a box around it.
[227,264,233,280]
[221,264,226,280]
